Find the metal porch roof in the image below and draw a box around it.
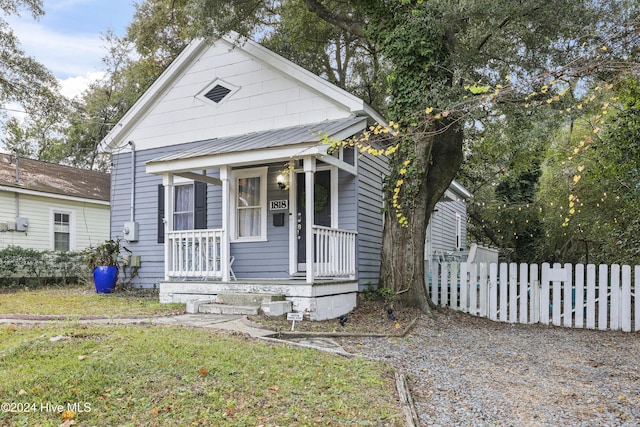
[148,117,365,165]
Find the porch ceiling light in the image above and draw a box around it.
[276,174,287,190]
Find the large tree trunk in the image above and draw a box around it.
[379,122,464,313]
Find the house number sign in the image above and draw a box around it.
[269,200,288,210]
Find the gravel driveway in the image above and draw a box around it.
[338,309,640,427]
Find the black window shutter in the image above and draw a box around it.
[194,181,207,229]
[157,184,165,243]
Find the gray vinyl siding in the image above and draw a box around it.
[111,142,224,288]
[428,199,467,254]
[355,152,387,290]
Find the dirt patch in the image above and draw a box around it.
[247,300,422,335]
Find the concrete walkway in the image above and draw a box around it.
[0,313,348,353]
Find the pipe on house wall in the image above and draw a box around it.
[14,151,19,217]
[129,141,135,222]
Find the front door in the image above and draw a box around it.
[296,170,332,271]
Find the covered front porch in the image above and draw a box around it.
[146,119,365,319]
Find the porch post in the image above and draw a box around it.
[220,166,230,282]
[163,173,174,281]
[304,157,316,284]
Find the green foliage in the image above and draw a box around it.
[82,239,131,270]
[0,246,86,289]
[363,284,394,304]
[537,79,640,264]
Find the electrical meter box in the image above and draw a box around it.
[123,221,139,241]
[16,217,29,231]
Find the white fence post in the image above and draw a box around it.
[509,263,518,323]
[460,262,469,313]
[575,264,585,328]
[530,264,539,324]
[499,263,508,322]
[489,263,498,321]
[598,264,609,331]
[621,265,631,332]
[469,263,478,315]
[540,263,550,325]
[586,264,597,329]
[519,263,528,324]
[479,263,488,317]
[610,264,620,331]
[563,263,573,328]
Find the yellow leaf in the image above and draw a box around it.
[425,107,433,114]
[577,165,585,172]
[395,322,401,329]
[573,175,581,184]
[61,410,76,420]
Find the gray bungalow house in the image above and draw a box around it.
[102,34,470,320]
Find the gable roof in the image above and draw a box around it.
[0,153,110,203]
[101,33,385,153]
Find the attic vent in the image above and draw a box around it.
[204,84,232,103]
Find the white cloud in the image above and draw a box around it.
[59,71,106,99]
[8,18,105,79]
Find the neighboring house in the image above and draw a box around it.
[101,34,466,320]
[0,153,110,251]
[424,181,499,279]
[425,180,472,272]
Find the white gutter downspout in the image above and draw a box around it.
[129,141,136,222]
[14,151,19,217]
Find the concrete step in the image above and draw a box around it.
[217,292,286,307]
[198,303,260,315]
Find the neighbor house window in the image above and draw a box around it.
[51,209,74,251]
[455,212,462,250]
[233,167,267,241]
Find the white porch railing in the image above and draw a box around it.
[312,225,357,278]
[167,229,224,279]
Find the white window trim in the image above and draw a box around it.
[230,166,268,242]
[50,208,76,251]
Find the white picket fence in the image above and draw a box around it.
[428,262,640,332]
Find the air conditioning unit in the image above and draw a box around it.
[7,221,16,231]
[0,222,7,232]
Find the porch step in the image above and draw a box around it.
[191,293,288,316]
[198,303,260,316]
[217,292,286,306]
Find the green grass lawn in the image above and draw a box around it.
[0,286,184,317]
[0,287,405,426]
[0,324,403,426]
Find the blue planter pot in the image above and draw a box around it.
[94,266,118,293]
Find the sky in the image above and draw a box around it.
[8,0,137,98]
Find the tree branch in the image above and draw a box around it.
[301,0,365,37]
